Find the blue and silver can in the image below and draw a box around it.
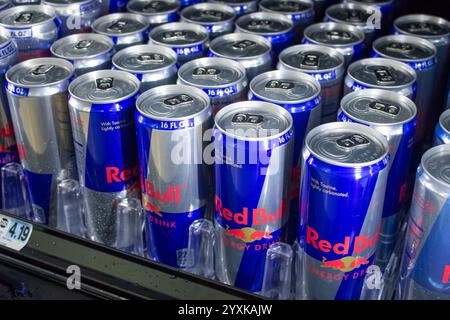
[339,89,417,270]
[100,0,128,15]
[433,109,450,146]
[126,0,180,28]
[209,0,258,17]
[343,0,394,32]
[136,84,211,268]
[299,122,389,300]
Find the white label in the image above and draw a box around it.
[0,214,33,251]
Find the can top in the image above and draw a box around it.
[439,109,450,136]
[42,0,95,6]
[235,12,293,35]
[304,22,365,47]
[112,44,177,73]
[250,70,320,105]
[325,3,380,27]
[347,58,416,89]
[149,22,209,47]
[69,70,140,104]
[278,44,344,73]
[422,145,450,188]
[340,89,416,126]
[92,13,149,36]
[51,33,114,60]
[373,35,437,63]
[306,122,388,167]
[0,4,56,28]
[127,0,180,16]
[6,57,73,88]
[394,14,450,38]
[209,33,271,59]
[259,0,314,15]
[178,57,246,89]
[136,84,210,121]
[181,3,236,25]
[215,100,293,141]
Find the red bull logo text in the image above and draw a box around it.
[106,165,139,183]
[142,179,187,218]
[443,265,450,284]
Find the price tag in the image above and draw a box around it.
[0,214,33,251]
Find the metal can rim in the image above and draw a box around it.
[394,14,450,39]
[303,22,365,48]
[126,0,180,16]
[258,0,315,16]
[235,11,294,36]
[51,33,114,60]
[324,2,381,28]
[209,33,272,60]
[439,109,450,136]
[92,13,150,37]
[0,4,58,29]
[41,0,99,8]
[148,22,209,48]
[420,144,450,190]
[180,3,236,25]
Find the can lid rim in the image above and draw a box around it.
[439,109,450,136]
[421,145,450,188]
[394,14,450,39]
[0,4,57,28]
[50,34,114,60]
[209,33,272,59]
[372,35,438,63]
[324,2,380,28]
[92,13,150,37]
[180,3,236,25]
[303,22,365,47]
[234,12,294,36]
[259,0,315,16]
[148,22,209,47]
[126,0,180,15]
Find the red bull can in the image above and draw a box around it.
[343,0,394,32]
[277,44,345,123]
[136,84,212,268]
[112,44,178,93]
[177,57,248,114]
[299,122,389,300]
[248,70,321,243]
[0,5,60,62]
[433,109,450,146]
[100,0,128,15]
[5,57,75,226]
[208,33,272,81]
[41,0,102,36]
[259,0,315,41]
[126,0,180,28]
[235,12,294,60]
[372,35,437,148]
[344,57,417,100]
[0,36,19,208]
[302,22,365,67]
[180,3,236,40]
[92,13,150,51]
[148,22,209,65]
[209,0,258,17]
[214,100,294,293]
[51,33,114,77]
[399,144,450,300]
[338,89,417,270]
[68,70,141,245]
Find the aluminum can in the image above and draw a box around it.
[344,57,417,100]
[0,0,12,10]
[248,70,321,243]
[399,144,450,300]
[178,0,201,9]
[214,100,294,293]
[277,44,345,123]
[41,0,101,36]
[259,0,315,41]
[343,0,394,32]
[209,0,258,17]
[51,33,114,77]
[235,12,294,60]
[112,44,178,93]
[177,57,247,114]
[136,84,212,268]
[394,15,450,121]
[5,57,75,226]
[181,3,236,40]
[92,13,150,51]
[338,89,417,270]
[302,22,365,67]
[372,35,437,147]
[148,22,209,65]
[68,70,140,245]
[99,0,128,15]
[208,33,272,81]
[325,2,380,54]
[11,0,40,5]
[126,0,180,28]
[433,109,450,146]
[0,5,60,62]
[299,122,389,300]
[0,37,19,208]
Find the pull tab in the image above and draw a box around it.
[265,80,294,90]
[74,40,93,50]
[232,40,256,50]
[193,67,221,77]
[96,77,114,90]
[326,30,351,40]
[201,10,224,20]
[232,113,264,125]
[373,67,395,85]
[14,12,32,24]
[163,94,193,106]
[300,53,319,69]
[386,42,413,54]
[137,53,164,63]
[162,31,187,40]
[369,101,400,116]
[407,22,436,34]
[277,1,302,11]
[346,9,363,23]
[248,19,272,29]
[107,20,127,32]
[143,1,164,12]
[32,64,54,76]
[337,134,370,149]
